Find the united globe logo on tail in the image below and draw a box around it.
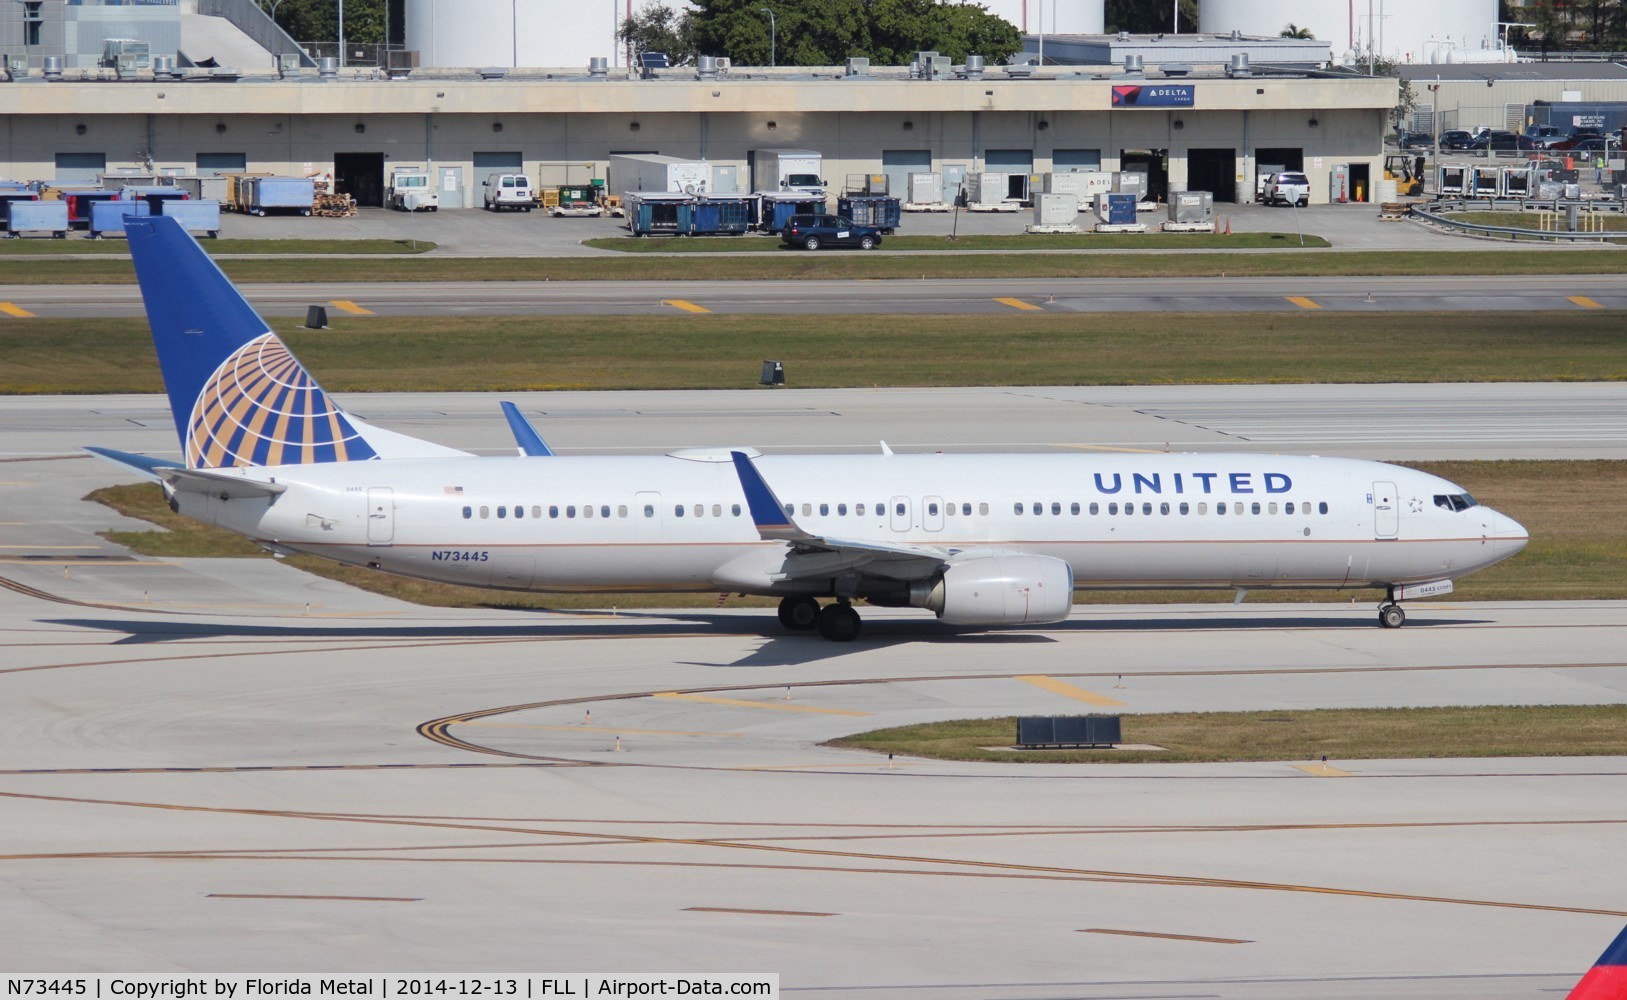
[186,332,377,469]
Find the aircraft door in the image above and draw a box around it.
[635,491,662,543]
[1373,481,1399,539]
[366,487,395,545]
[889,496,911,532]
[922,496,945,531]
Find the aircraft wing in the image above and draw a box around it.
[729,450,952,577]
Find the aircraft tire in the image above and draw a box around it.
[816,603,861,642]
[1378,604,1406,629]
[777,596,820,631]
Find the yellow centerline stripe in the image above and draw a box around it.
[0,302,36,318]
[460,721,744,737]
[1291,762,1355,777]
[1285,296,1322,310]
[1567,295,1605,309]
[329,300,374,315]
[661,299,712,314]
[994,296,1043,311]
[652,692,871,717]
[1017,675,1127,707]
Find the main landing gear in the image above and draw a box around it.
[1378,589,1407,629]
[776,596,862,642]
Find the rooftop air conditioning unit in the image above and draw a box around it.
[845,57,869,76]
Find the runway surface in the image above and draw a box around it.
[4,273,1627,317]
[3,385,1625,993]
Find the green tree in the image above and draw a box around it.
[680,0,1021,67]
[619,2,699,66]
[260,0,385,49]
[1280,23,1315,39]
[1104,0,1199,33]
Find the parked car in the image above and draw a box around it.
[1550,131,1603,151]
[1394,130,1432,150]
[1262,171,1310,207]
[1439,129,1476,150]
[1562,137,1611,155]
[780,214,883,250]
[1468,131,1525,155]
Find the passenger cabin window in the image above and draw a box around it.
[1071,502,1080,515]
[1217,502,1228,514]
[732,504,741,516]
[1179,502,1189,515]
[1108,502,1118,515]
[514,505,524,519]
[1089,502,1100,515]
[479,506,490,519]
[1319,502,1329,514]
[1051,502,1061,515]
[838,503,848,516]
[618,505,628,518]
[1285,502,1295,514]
[1014,503,1023,515]
[895,503,905,516]
[979,503,989,516]
[643,505,654,518]
[1251,502,1262,515]
[531,506,542,519]
[550,506,560,518]
[461,506,472,519]
[856,503,866,516]
[674,505,685,517]
[820,503,830,516]
[497,506,507,519]
[711,504,721,517]
[602,505,612,518]
[929,502,939,516]
[583,505,593,519]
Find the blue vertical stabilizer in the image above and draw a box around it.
[125,216,377,468]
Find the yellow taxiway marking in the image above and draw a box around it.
[994,296,1043,311]
[0,302,35,318]
[0,545,101,550]
[1017,674,1127,707]
[461,721,744,738]
[653,692,871,717]
[1291,762,1355,777]
[1286,296,1323,310]
[661,299,712,314]
[1568,295,1605,309]
[329,300,374,316]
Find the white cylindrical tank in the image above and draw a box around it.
[986,0,1104,36]
[406,0,624,68]
[1200,0,1497,65]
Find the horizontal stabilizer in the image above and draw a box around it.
[161,466,287,500]
[83,446,186,481]
[500,401,554,457]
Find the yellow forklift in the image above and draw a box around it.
[1384,154,1427,197]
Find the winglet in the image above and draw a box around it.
[730,450,811,542]
[1568,924,1627,1000]
[499,401,554,457]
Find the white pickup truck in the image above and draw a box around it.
[388,169,439,212]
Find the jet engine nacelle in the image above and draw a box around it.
[919,554,1074,626]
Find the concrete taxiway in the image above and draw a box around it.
[2,385,1624,993]
[5,273,1627,318]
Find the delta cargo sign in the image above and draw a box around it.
[1111,84,1195,107]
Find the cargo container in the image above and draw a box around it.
[906,172,943,204]
[750,149,825,195]
[224,173,273,212]
[1169,190,1214,224]
[965,172,1011,207]
[625,192,694,236]
[1096,192,1138,225]
[610,154,713,198]
[837,194,901,233]
[4,200,70,238]
[0,189,39,227]
[175,175,230,203]
[1042,170,1113,209]
[89,198,148,237]
[1114,171,1150,202]
[156,199,222,238]
[691,196,752,235]
[710,164,741,194]
[1032,192,1077,226]
[242,176,315,216]
[1436,165,1467,196]
[754,192,827,231]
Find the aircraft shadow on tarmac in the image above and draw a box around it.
[48,610,1493,666]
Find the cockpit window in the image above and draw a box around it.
[1433,493,1479,512]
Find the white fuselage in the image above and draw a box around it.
[178,451,1528,598]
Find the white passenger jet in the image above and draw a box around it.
[88,217,1528,641]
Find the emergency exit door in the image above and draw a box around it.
[1373,481,1398,539]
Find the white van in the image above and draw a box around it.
[483,173,535,212]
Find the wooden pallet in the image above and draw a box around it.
[313,193,357,218]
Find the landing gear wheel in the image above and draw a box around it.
[803,235,821,251]
[1378,604,1406,629]
[777,596,820,631]
[816,603,861,642]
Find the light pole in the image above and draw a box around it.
[759,7,775,68]
[337,0,345,68]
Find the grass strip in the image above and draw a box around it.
[0,238,435,256]
[0,248,1622,284]
[825,705,1627,764]
[84,460,1627,609]
[583,232,1332,252]
[6,312,1626,395]
[1449,212,1627,233]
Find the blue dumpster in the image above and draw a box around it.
[0,190,39,228]
[626,192,695,236]
[755,193,827,232]
[837,194,901,233]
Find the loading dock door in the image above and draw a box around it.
[473,151,524,209]
[881,149,931,202]
[986,148,1033,200]
[335,152,385,208]
[1187,148,1237,202]
[1120,149,1168,202]
[54,153,107,183]
[1052,148,1102,172]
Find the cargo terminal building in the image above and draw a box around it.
[0,42,1397,208]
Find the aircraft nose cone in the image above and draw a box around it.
[1492,510,1528,555]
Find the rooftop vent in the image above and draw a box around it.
[589,56,608,78]
[962,54,985,79]
[1227,53,1251,77]
[1162,63,1191,77]
[478,66,510,80]
[1123,54,1144,74]
[1231,29,1243,41]
[697,54,719,79]
[152,54,176,79]
[44,55,64,81]
[317,56,338,80]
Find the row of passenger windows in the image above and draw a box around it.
[1014,500,1329,516]
[460,499,1330,520]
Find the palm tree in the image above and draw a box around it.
[1281,23,1316,39]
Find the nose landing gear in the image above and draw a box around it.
[1378,603,1407,628]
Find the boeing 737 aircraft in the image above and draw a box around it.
[89,217,1528,641]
